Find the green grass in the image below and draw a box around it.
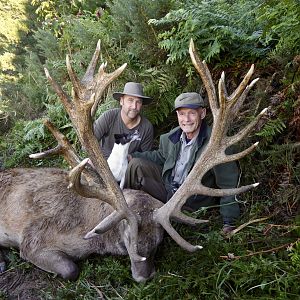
[39,233,299,299]
[3,213,297,300]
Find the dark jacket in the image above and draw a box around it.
[133,121,240,222]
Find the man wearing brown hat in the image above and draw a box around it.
[93,82,154,159]
[125,92,240,233]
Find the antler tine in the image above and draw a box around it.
[229,78,260,120]
[29,119,101,185]
[29,144,63,159]
[153,39,266,252]
[189,39,218,112]
[66,44,127,119]
[217,67,259,136]
[66,55,85,103]
[68,158,114,202]
[227,107,269,147]
[228,64,255,103]
[43,119,81,166]
[44,68,72,113]
[171,212,209,226]
[189,182,260,198]
[91,62,127,118]
[81,39,101,85]
[218,71,228,112]
[153,206,203,252]
[29,119,80,164]
[235,77,260,107]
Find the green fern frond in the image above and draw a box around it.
[288,241,300,268]
[258,142,300,173]
[24,120,45,141]
[151,0,269,65]
[256,118,286,138]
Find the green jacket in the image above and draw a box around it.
[133,121,240,222]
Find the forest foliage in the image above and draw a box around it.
[0,0,299,299]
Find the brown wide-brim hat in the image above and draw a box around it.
[113,82,152,105]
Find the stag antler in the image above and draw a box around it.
[153,39,268,252]
[29,119,101,185]
[37,40,145,262]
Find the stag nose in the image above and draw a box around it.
[131,256,156,283]
[133,269,156,283]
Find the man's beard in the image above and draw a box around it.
[127,109,139,118]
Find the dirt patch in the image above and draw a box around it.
[0,250,57,300]
[0,268,53,299]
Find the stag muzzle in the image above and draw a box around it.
[130,253,156,283]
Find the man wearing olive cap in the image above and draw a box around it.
[125,92,240,233]
[93,82,154,159]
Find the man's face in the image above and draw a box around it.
[176,107,206,139]
[120,95,143,120]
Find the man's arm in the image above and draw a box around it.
[139,122,154,152]
[93,112,110,142]
[132,134,167,167]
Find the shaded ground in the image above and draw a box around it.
[0,268,52,300]
[0,250,56,300]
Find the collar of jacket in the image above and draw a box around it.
[168,121,208,146]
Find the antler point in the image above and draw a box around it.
[84,230,98,239]
[44,67,50,78]
[221,71,225,80]
[81,158,89,165]
[97,39,101,49]
[189,38,195,49]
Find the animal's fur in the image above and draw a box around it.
[0,168,164,282]
[107,131,140,189]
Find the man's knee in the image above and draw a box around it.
[125,157,147,190]
[128,157,146,170]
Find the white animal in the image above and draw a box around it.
[107,131,140,189]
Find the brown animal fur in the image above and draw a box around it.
[0,168,164,282]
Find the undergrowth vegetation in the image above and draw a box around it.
[0,0,299,299]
